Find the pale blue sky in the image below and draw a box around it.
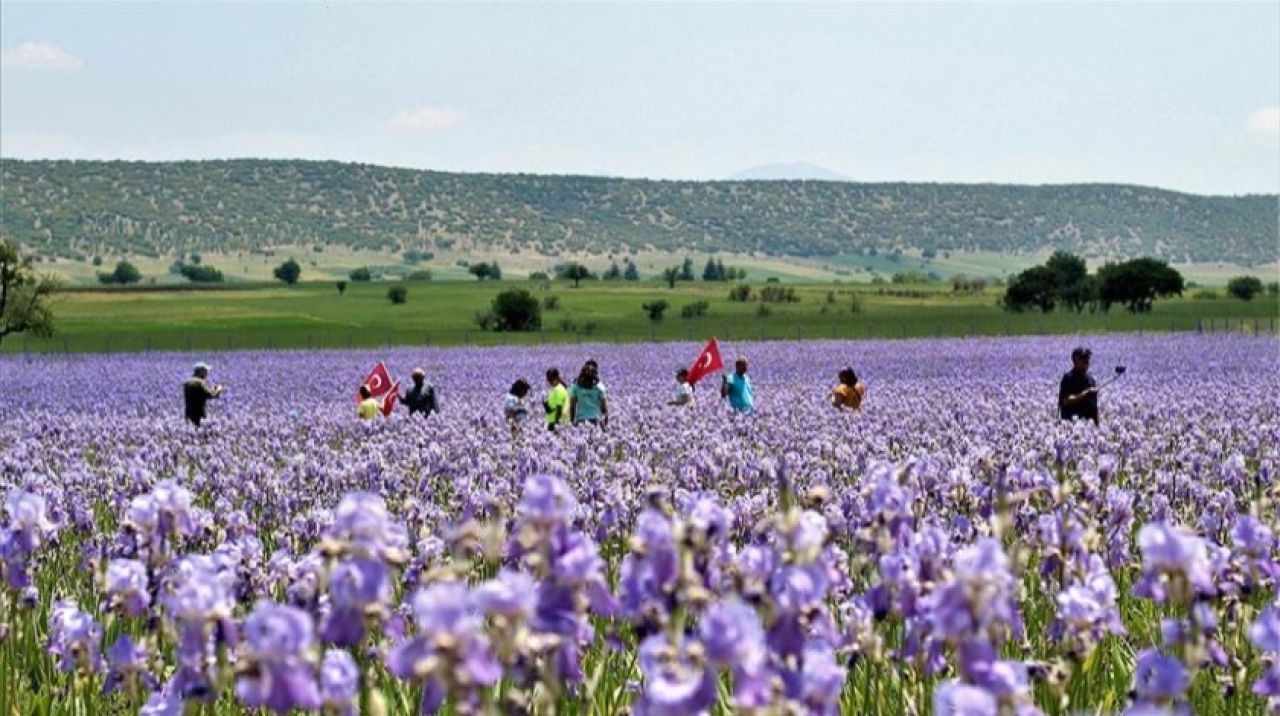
[2,2,1277,195]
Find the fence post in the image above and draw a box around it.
[1197,318,1202,334]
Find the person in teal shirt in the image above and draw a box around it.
[569,364,608,427]
[720,355,754,414]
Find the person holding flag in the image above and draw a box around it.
[355,362,400,419]
[357,385,381,420]
[720,355,754,414]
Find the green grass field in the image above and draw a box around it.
[4,280,1277,355]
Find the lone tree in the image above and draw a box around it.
[349,267,372,282]
[623,261,639,281]
[1227,275,1264,301]
[662,266,681,289]
[561,263,593,288]
[0,239,58,345]
[642,299,669,321]
[336,280,348,295]
[469,263,494,281]
[489,288,541,331]
[273,258,302,285]
[387,285,408,304]
[97,260,142,285]
[1096,258,1184,313]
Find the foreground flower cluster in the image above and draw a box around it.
[1,334,1278,715]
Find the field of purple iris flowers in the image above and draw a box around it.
[1,334,1278,715]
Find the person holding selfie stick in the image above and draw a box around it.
[1059,347,1109,423]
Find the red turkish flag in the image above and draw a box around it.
[357,362,394,401]
[380,382,400,417]
[686,338,724,386]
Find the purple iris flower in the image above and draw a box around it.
[104,634,156,695]
[4,489,58,552]
[1250,606,1280,697]
[47,599,102,673]
[104,558,151,616]
[1132,648,1190,703]
[518,473,580,526]
[933,681,998,716]
[633,633,717,716]
[1133,523,1215,602]
[320,649,360,715]
[386,582,501,713]
[321,557,391,647]
[235,601,322,713]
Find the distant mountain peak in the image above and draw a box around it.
[730,162,850,182]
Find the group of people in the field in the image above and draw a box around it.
[183,347,1105,427]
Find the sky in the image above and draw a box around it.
[1,2,1278,196]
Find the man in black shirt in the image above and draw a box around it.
[183,362,223,426]
[1058,347,1099,423]
[399,368,438,417]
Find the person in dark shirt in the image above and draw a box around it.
[399,368,438,418]
[183,362,223,426]
[1058,347,1100,423]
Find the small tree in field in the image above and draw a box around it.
[387,285,408,304]
[0,239,58,345]
[336,280,348,295]
[1227,276,1264,301]
[489,289,541,331]
[642,300,669,321]
[561,263,593,288]
[273,258,302,285]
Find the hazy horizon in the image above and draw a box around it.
[2,2,1277,195]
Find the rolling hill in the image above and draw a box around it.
[1,159,1275,266]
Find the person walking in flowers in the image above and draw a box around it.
[720,355,754,414]
[183,362,223,427]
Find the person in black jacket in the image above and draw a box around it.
[1058,347,1100,423]
[183,362,223,426]
[399,368,438,418]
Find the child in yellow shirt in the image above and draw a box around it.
[831,367,867,411]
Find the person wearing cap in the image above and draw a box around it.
[183,362,223,427]
[1059,347,1100,423]
[399,368,438,418]
[830,366,868,411]
[720,355,754,414]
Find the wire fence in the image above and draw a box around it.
[3,315,1276,357]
